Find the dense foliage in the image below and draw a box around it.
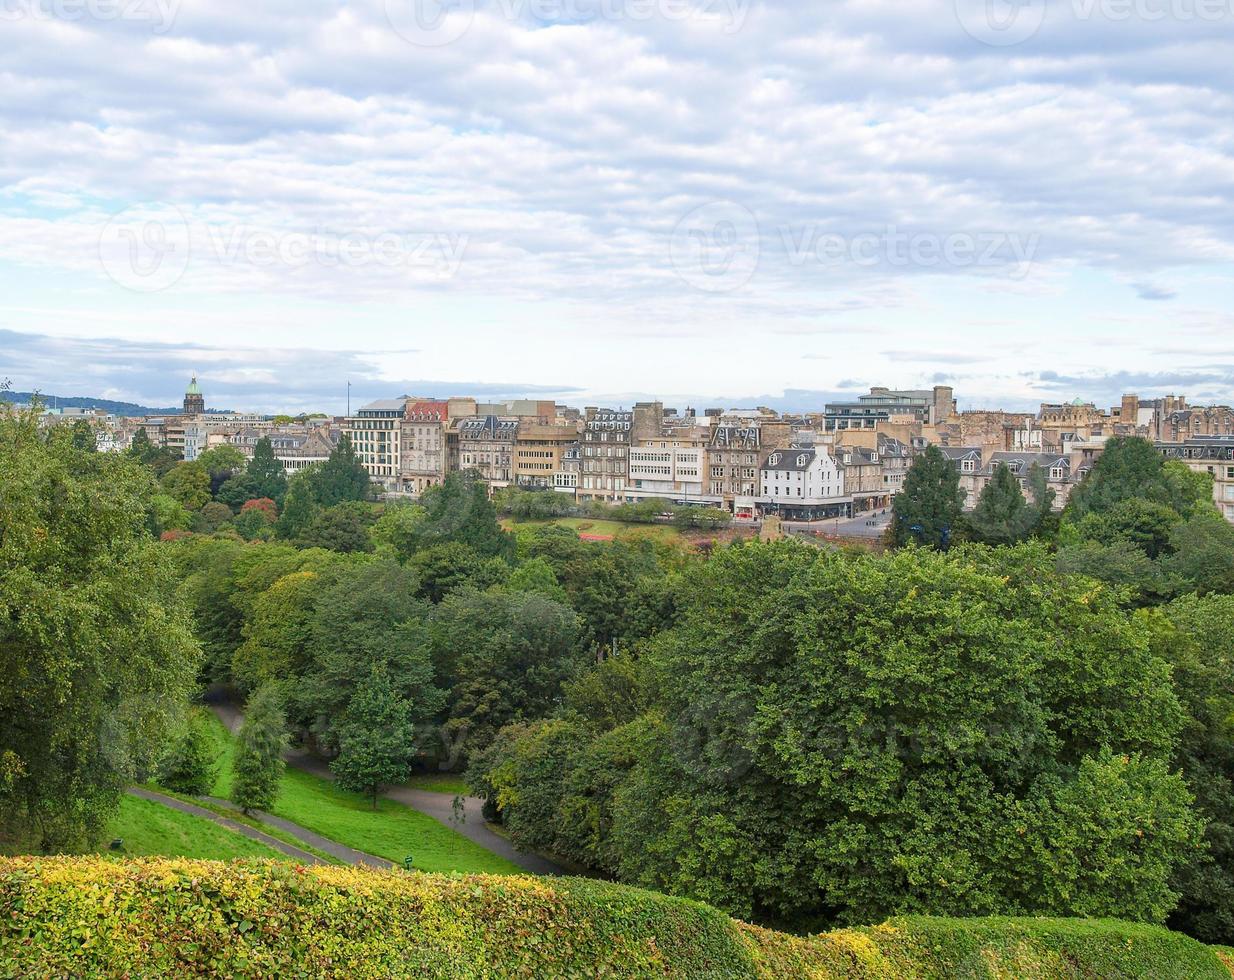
[472,540,1205,929]
[2,858,1227,979]
[0,409,200,851]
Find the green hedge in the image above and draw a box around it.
[0,858,1229,979]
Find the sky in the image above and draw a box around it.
[1,0,1233,414]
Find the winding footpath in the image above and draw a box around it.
[126,787,328,866]
[206,697,567,877]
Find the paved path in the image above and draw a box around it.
[206,696,568,876]
[126,787,327,866]
[202,796,394,869]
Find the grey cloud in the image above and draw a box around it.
[0,330,579,415]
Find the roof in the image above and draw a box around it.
[186,375,201,395]
[983,452,1070,477]
[763,449,820,472]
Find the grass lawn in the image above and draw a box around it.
[200,712,522,876]
[504,516,684,545]
[103,794,285,861]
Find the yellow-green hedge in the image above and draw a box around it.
[0,858,1229,979]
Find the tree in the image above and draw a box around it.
[1071,497,1183,560]
[313,434,371,507]
[232,685,288,814]
[70,418,96,452]
[332,668,416,808]
[1067,436,1212,520]
[150,493,194,533]
[891,446,965,549]
[247,437,288,505]
[965,462,1031,544]
[431,588,584,765]
[483,541,1202,929]
[161,462,212,510]
[408,541,507,602]
[1156,595,1234,944]
[295,561,442,751]
[216,472,262,512]
[505,556,568,603]
[198,445,247,495]
[370,502,428,562]
[1162,508,1234,596]
[295,501,375,553]
[195,501,234,534]
[413,471,513,559]
[157,712,218,796]
[233,506,276,541]
[276,470,320,540]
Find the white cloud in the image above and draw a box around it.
[0,0,1232,404]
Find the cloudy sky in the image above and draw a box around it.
[1,0,1233,413]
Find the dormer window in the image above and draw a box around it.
[768,453,781,466]
[797,454,810,468]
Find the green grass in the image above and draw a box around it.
[103,795,285,861]
[504,516,684,543]
[200,711,522,876]
[406,773,471,795]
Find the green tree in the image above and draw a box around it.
[150,493,194,533]
[891,445,966,549]
[312,434,371,507]
[247,437,288,505]
[195,500,234,534]
[1067,436,1212,520]
[276,469,320,540]
[1162,508,1234,596]
[505,556,568,603]
[431,588,584,765]
[70,418,96,452]
[161,462,212,510]
[295,561,442,751]
[232,685,288,814]
[295,501,375,553]
[233,506,276,541]
[409,541,508,602]
[1156,595,1234,944]
[332,668,416,808]
[966,463,1031,544]
[414,471,513,559]
[369,502,428,562]
[216,472,262,511]
[487,541,1201,929]
[157,712,218,796]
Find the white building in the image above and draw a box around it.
[759,447,850,519]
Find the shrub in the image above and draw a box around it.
[0,859,1228,979]
[157,713,218,796]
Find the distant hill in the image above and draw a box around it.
[0,391,233,416]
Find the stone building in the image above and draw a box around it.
[457,415,519,488]
[400,400,449,494]
[1158,439,1234,524]
[514,419,581,490]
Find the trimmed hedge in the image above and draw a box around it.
[0,858,1229,979]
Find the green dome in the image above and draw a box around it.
[186,375,201,395]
